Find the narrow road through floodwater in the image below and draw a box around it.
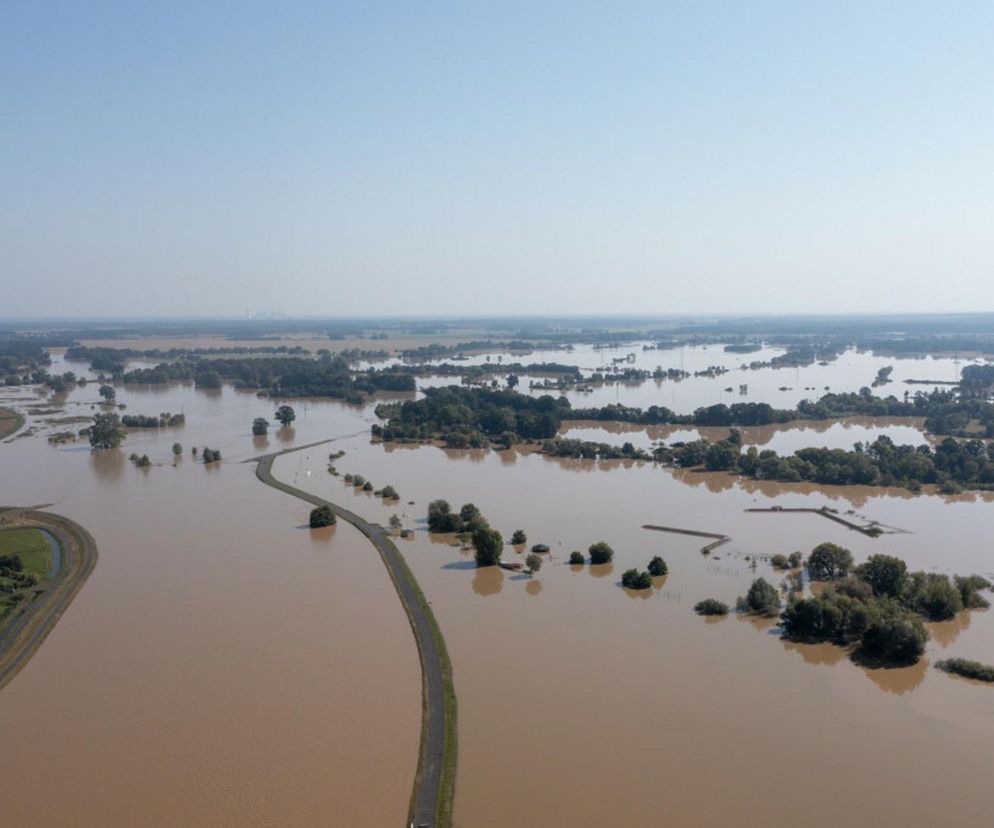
[252,450,455,828]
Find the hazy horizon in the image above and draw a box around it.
[3,2,992,318]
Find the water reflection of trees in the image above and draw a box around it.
[782,638,928,694]
[441,448,487,464]
[588,562,614,579]
[308,525,336,545]
[89,448,126,481]
[928,611,972,648]
[525,579,543,596]
[857,656,927,695]
[781,639,848,667]
[621,584,652,600]
[472,566,503,596]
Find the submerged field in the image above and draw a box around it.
[1,342,993,826]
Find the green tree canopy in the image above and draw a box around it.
[647,556,668,577]
[309,505,336,528]
[741,577,780,616]
[807,543,854,581]
[588,542,614,565]
[274,405,296,426]
[473,526,503,567]
[88,412,126,449]
[858,554,908,597]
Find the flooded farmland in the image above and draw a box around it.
[2,344,993,827]
[0,368,418,827]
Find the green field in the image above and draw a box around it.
[0,528,53,580]
[0,407,25,440]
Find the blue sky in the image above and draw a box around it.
[2,1,992,318]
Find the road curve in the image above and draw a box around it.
[0,508,99,691]
[253,453,456,828]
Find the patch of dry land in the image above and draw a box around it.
[0,408,25,440]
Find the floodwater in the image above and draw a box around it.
[409,342,978,414]
[559,417,931,454]
[3,347,994,827]
[0,363,419,827]
[278,438,994,826]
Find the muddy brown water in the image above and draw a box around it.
[279,434,994,827]
[2,351,994,827]
[560,416,931,454]
[0,375,418,827]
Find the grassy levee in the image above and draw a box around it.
[253,453,456,827]
[0,407,26,440]
[0,509,98,692]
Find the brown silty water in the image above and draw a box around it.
[0,366,419,827]
[3,345,993,827]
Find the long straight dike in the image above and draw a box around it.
[253,454,456,828]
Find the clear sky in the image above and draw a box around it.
[2,1,992,318]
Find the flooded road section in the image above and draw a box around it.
[0,377,419,827]
[280,433,994,828]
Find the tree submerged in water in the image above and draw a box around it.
[588,542,614,565]
[694,598,729,616]
[309,505,336,528]
[738,577,780,617]
[621,569,652,590]
[472,526,503,567]
[775,543,992,665]
[87,412,126,449]
[647,556,668,577]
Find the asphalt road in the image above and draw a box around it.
[253,454,452,828]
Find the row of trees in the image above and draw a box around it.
[426,499,620,573]
[252,406,296,435]
[565,386,987,435]
[121,412,185,428]
[427,500,489,534]
[621,557,667,590]
[119,355,415,402]
[660,432,994,491]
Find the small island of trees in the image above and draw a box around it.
[122,412,185,428]
[647,556,668,577]
[274,405,296,426]
[588,542,614,565]
[762,544,994,664]
[427,500,488,534]
[309,505,336,528]
[621,569,652,590]
[472,526,502,567]
[935,658,994,683]
[86,413,126,449]
[694,598,730,616]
